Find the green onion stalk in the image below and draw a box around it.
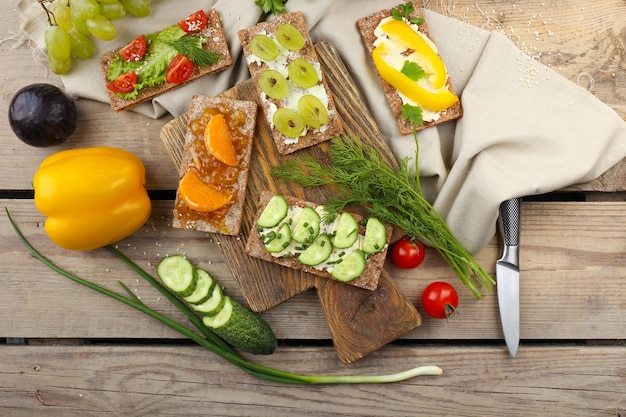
[5,208,442,384]
[271,134,495,299]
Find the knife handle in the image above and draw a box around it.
[499,198,522,246]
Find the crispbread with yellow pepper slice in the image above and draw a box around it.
[357,0,462,135]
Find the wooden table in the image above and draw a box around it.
[1,1,625,415]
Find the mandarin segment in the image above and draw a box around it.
[204,113,238,166]
[179,170,233,213]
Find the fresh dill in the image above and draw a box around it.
[166,36,222,67]
[271,134,494,299]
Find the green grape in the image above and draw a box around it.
[45,26,71,61]
[99,1,126,20]
[70,8,90,35]
[70,0,100,20]
[288,58,318,88]
[249,34,279,61]
[275,23,305,51]
[119,0,151,17]
[97,0,121,3]
[69,28,95,59]
[48,54,72,75]
[298,94,329,129]
[258,70,289,100]
[53,1,73,31]
[86,14,117,40]
[273,108,306,138]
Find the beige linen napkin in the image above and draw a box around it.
[17,0,626,254]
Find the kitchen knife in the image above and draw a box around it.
[496,197,521,358]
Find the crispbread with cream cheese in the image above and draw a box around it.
[238,12,343,155]
[357,1,462,135]
[101,9,232,112]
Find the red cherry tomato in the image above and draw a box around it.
[106,71,137,94]
[166,54,195,83]
[178,10,208,33]
[119,35,147,62]
[422,281,459,319]
[390,237,425,269]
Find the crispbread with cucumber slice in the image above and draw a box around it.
[245,191,392,291]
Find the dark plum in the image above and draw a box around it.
[8,83,77,147]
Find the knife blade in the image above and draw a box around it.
[496,197,521,358]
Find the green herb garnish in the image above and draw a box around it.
[167,36,222,66]
[5,208,442,384]
[401,60,426,81]
[255,0,288,15]
[391,2,425,25]
[401,104,424,126]
[271,135,495,299]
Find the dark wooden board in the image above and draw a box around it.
[161,41,421,364]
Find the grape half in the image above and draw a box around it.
[249,34,279,61]
[275,23,305,51]
[273,108,305,138]
[288,58,318,88]
[258,70,289,100]
[298,94,329,129]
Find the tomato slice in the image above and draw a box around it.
[118,35,147,62]
[106,71,138,94]
[166,54,195,83]
[178,10,208,33]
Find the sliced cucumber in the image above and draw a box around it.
[257,194,289,228]
[208,296,278,355]
[202,296,232,328]
[183,268,214,304]
[331,212,359,249]
[291,206,321,243]
[298,233,333,266]
[361,217,387,254]
[331,250,366,282]
[157,255,197,296]
[263,222,292,253]
[158,255,277,355]
[192,283,223,315]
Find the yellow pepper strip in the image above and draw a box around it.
[33,146,152,251]
[372,44,459,112]
[380,19,448,89]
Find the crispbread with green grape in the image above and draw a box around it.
[238,11,343,155]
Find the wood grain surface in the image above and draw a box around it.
[1,0,625,415]
[161,41,422,363]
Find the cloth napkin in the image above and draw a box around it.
[16,0,626,254]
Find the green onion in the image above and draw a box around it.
[5,207,442,384]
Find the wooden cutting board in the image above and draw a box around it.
[161,41,421,364]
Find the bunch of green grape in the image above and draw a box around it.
[41,0,152,75]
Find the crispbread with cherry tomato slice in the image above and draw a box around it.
[100,9,232,112]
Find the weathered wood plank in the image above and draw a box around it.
[0,344,623,417]
[2,199,625,341]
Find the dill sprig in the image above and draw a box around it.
[167,36,222,67]
[271,134,495,299]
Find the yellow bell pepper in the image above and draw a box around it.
[33,146,152,251]
[372,43,459,112]
[380,19,448,89]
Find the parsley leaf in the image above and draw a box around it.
[401,60,426,81]
[390,2,424,25]
[255,0,288,15]
[401,104,424,126]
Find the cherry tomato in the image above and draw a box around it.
[178,10,208,33]
[119,35,147,62]
[166,55,195,83]
[422,281,459,319]
[106,71,137,94]
[390,237,425,269]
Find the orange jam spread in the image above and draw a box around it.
[175,106,249,233]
